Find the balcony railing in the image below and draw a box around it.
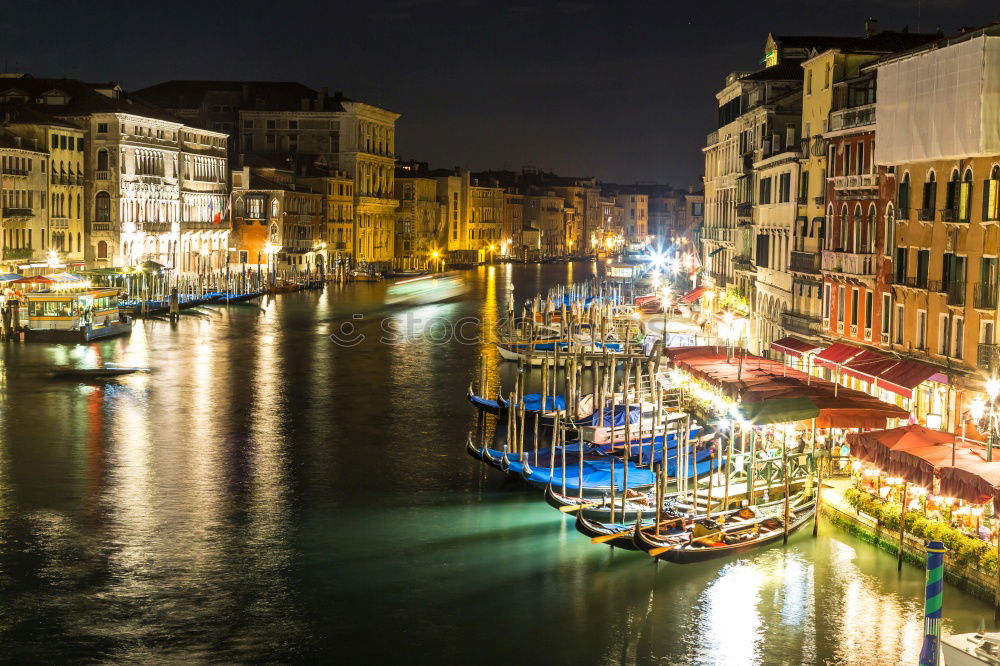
[91,223,112,232]
[733,255,755,271]
[701,227,733,243]
[140,222,172,233]
[974,282,998,309]
[919,208,935,221]
[2,207,32,218]
[821,250,877,277]
[926,280,946,293]
[2,168,27,176]
[893,274,920,288]
[50,217,69,229]
[94,170,110,181]
[2,248,33,260]
[829,103,876,131]
[789,250,820,274]
[735,202,753,217]
[979,344,1000,372]
[292,239,314,249]
[814,195,826,205]
[947,281,966,306]
[831,174,880,190]
[781,311,821,336]
[706,130,719,146]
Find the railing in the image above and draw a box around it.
[831,173,879,190]
[897,207,909,220]
[974,283,998,309]
[814,195,825,204]
[292,239,314,249]
[2,207,32,218]
[91,223,112,232]
[947,281,966,306]
[2,168,27,176]
[2,248,33,260]
[927,280,945,293]
[796,195,808,205]
[140,222,172,233]
[94,170,109,181]
[706,130,719,146]
[701,227,733,243]
[881,332,890,345]
[836,321,845,334]
[919,208,935,221]
[850,324,858,337]
[979,344,1000,372]
[821,250,877,277]
[789,250,820,274]
[781,311,821,335]
[733,255,754,271]
[829,103,876,131]
[181,220,218,231]
[735,202,753,217]
[50,218,69,229]
[335,242,347,250]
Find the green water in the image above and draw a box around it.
[0,262,993,664]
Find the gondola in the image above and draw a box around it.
[544,482,692,523]
[574,511,683,551]
[634,498,817,563]
[53,365,150,379]
[520,453,656,493]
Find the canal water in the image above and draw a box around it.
[0,263,994,664]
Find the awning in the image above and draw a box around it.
[770,336,822,358]
[847,424,961,476]
[741,396,820,425]
[876,358,945,400]
[708,247,724,257]
[940,462,1000,515]
[0,273,22,282]
[841,350,898,383]
[679,286,708,305]
[813,342,863,368]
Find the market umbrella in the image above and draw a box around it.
[887,444,984,489]
[939,461,1000,515]
[740,396,820,425]
[846,425,956,472]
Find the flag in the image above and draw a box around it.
[210,198,222,224]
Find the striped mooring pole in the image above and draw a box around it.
[918,540,946,666]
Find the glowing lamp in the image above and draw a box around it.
[970,398,986,422]
[988,378,1000,401]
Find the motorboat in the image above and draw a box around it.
[942,632,1000,665]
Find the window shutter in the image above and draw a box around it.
[984,180,992,221]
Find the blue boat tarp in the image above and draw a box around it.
[468,393,503,415]
[579,404,641,427]
[519,393,566,412]
[523,458,656,491]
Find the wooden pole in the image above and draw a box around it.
[706,447,715,521]
[723,427,732,512]
[783,426,791,544]
[898,481,908,571]
[812,418,821,537]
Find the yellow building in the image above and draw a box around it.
[874,25,1000,432]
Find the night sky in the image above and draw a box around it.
[2,1,996,186]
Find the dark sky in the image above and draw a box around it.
[2,1,995,186]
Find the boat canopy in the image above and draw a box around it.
[579,404,641,427]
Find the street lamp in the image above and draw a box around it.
[431,250,440,273]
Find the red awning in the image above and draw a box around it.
[770,336,822,358]
[841,350,899,383]
[940,462,1000,515]
[876,358,944,400]
[813,342,863,368]
[678,286,708,305]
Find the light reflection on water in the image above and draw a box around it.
[0,263,994,663]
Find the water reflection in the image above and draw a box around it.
[0,264,995,663]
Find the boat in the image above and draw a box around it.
[385,273,466,305]
[53,365,150,379]
[942,632,1000,665]
[633,498,816,563]
[383,269,428,279]
[520,453,656,493]
[574,511,683,551]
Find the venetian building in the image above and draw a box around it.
[468,176,504,262]
[502,190,524,257]
[394,163,442,269]
[177,127,229,272]
[0,131,47,270]
[874,24,1000,430]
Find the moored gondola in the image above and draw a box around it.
[634,499,817,563]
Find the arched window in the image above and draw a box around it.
[884,204,895,257]
[921,170,937,220]
[97,240,108,259]
[945,168,962,220]
[853,204,863,252]
[76,194,81,219]
[866,205,877,253]
[76,232,80,252]
[986,165,1000,222]
[95,191,111,222]
[839,204,848,251]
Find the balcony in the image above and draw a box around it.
[2,168,27,176]
[974,283,998,309]
[140,222,172,234]
[292,239,314,249]
[181,220,219,231]
[50,217,69,229]
[979,344,1000,372]
[814,195,825,205]
[781,311,821,336]
[947,281,966,306]
[2,247,33,260]
[706,130,719,146]
[918,208,935,222]
[831,173,880,191]
[796,195,808,205]
[735,202,753,217]
[789,250,820,274]
[2,207,32,218]
[334,242,347,250]
[91,223,112,232]
[821,250,877,278]
[829,103,876,131]
[94,170,110,181]
[701,227,733,244]
[733,254,755,272]
[926,280,946,293]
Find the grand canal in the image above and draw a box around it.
[0,263,995,664]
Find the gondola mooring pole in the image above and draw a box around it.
[783,425,791,544]
[812,417,821,537]
[898,481,909,572]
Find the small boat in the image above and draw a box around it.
[383,269,428,279]
[521,454,656,493]
[53,365,150,379]
[634,499,816,563]
[942,631,1000,665]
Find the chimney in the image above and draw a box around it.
[864,17,877,38]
